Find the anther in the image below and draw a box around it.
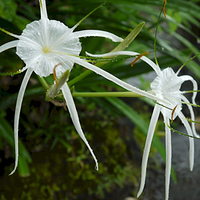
[53,63,62,85]
[163,0,167,19]
[171,105,178,124]
[131,51,149,67]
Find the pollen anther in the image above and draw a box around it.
[53,63,62,85]
[171,104,178,124]
[131,51,149,67]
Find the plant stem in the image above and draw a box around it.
[37,76,49,91]
[72,91,142,98]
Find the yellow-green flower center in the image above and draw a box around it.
[42,46,51,53]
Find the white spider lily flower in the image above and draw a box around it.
[0,0,168,175]
[138,67,198,200]
[0,0,123,175]
[86,51,198,200]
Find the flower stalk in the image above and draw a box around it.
[72,92,142,98]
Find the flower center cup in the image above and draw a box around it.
[16,19,82,77]
[151,68,183,119]
[42,46,51,54]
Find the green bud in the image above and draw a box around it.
[46,70,70,101]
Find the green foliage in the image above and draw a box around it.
[1,0,200,77]
[0,0,17,22]
[0,103,139,199]
[167,9,182,33]
[0,0,199,198]
[0,112,32,177]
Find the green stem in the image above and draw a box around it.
[37,75,144,99]
[154,8,163,66]
[72,91,142,98]
[37,76,49,91]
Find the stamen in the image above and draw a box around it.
[72,4,104,31]
[180,100,200,108]
[0,69,22,76]
[176,53,200,75]
[53,63,61,85]
[171,105,178,124]
[0,27,20,39]
[163,0,167,19]
[131,51,149,67]
[167,124,200,140]
[185,118,200,124]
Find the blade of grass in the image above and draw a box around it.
[0,114,32,176]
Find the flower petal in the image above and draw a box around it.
[17,19,81,77]
[9,68,33,175]
[61,82,98,170]
[164,117,172,200]
[137,104,161,197]
[0,40,18,53]
[66,55,168,104]
[86,51,162,75]
[178,112,194,171]
[151,67,183,119]
[180,75,198,104]
[181,95,199,138]
[39,0,48,20]
[74,30,123,42]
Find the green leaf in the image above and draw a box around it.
[0,113,32,176]
[167,9,182,33]
[0,0,17,22]
[18,156,30,177]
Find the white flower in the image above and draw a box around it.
[137,67,198,200]
[0,0,167,175]
[86,51,198,200]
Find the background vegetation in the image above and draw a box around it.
[0,0,199,199]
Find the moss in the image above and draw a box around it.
[2,104,140,199]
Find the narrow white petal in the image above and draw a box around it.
[180,75,198,104]
[61,83,98,170]
[74,30,123,42]
[39,0,48,20]
[17,19,81,77]
[0,40,18,53]
[178,112,194,171]
[137,104,161,197]
[86,51,162,76]
[164,117,172,200]
[9,68,33,175]
[181,95,199,138]
[66,55,167,104]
